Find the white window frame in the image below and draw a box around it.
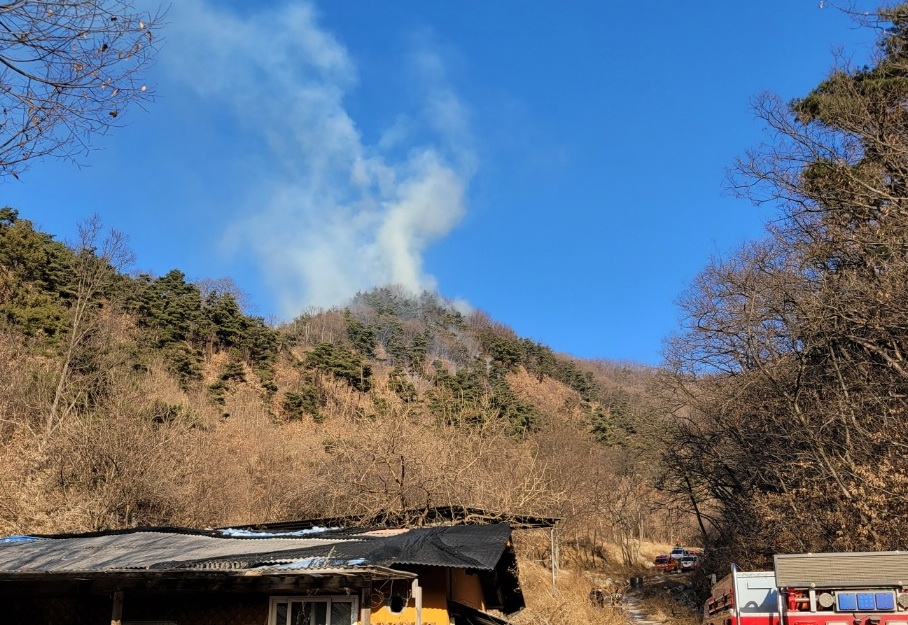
[268,595,359,625]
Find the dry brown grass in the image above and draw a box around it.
[512,556,628,625]
[506,368,588,424]
[640,540,674,558]
[635,577,701,625]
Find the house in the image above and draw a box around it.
[0,509,555,625]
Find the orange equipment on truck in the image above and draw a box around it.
[704,552,908,625]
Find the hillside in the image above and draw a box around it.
[0,209,686,568]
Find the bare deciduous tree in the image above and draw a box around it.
[0,0,162,177]
[47,214,133,434]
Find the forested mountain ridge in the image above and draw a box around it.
[0,208,677,556]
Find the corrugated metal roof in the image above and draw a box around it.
[774,551,908,587]
[0,531,351,573]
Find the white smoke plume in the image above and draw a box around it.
[163,1,474,316]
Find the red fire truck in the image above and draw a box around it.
[704,552,908,625]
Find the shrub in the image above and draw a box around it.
[305,342,372,392]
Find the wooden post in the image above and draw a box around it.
[412,579,423,625]
[111,590,124,625]
[360,585,371,625]
[550,528,557,593]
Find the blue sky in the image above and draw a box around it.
[0,1,879,365]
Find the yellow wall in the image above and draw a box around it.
[368,566,487,625]
[449,567,485,610]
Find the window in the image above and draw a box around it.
[270,596,357,625]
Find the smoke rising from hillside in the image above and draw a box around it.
[164,1,474,316]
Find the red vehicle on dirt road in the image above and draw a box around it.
[654,554,678,573]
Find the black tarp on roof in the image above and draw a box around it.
[164,523,513,572]
[153,523,524,613]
